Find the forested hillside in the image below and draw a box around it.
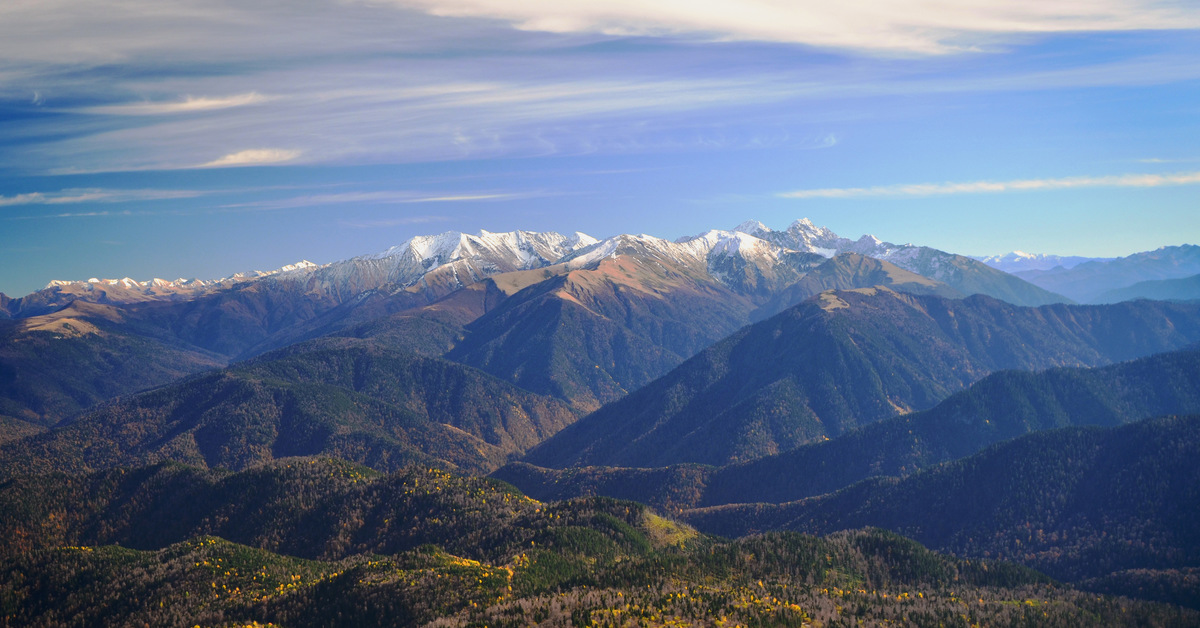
[500,347,1200,509]
[2,458,1194,627]
[0,342,576,477]
[683,415,1200,607]
[526,289,1200,468]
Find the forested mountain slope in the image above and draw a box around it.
[2,458,1192,626]
[525,289,1200,468]
[683,415,1200,607]
[500,347,1200,510]
[0,342,576,477]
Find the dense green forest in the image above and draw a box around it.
[3,458,1196,627]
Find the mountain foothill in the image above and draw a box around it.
[4,218,1200,624]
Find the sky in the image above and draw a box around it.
[1,0,1199,297]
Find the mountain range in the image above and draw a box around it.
[5,217,1200,623]
[974,251,1110,273]
[0,220,1070,426]
[1094,273,1200,304]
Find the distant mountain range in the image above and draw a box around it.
[1094,273,1200,303]
[0,261,319,319]
[3,220,1194,435]
[2,219,1068,313]
[1013,245,1200,303]
[974,251,1110,273]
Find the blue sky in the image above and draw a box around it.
[1,0,1198,296]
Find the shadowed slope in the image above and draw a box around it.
[0,342,577,476]
[498,347,1200,510]
[525,289,1200,468]
[683,415,1200,594]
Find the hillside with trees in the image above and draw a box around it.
[0,341,576,477]
[499,347,1200,509]
[683,415,1200,607]
[525,289,1200,468]
[2,458,1194,627]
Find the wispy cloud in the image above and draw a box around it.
[338,215,455,228]
[221,190,545,211]
[84,92,268,116]
[779,170,1200,199]
[0,189,203,207]
[42,210,131,219]
[34,72,844,173]
[390,0,1200,54]
[3,0,1199,176]
[1138,157,1200,164]
[199,148,302,168]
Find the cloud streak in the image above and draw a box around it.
[3,0,1198,177]
[390,0,1200,54]
[199,148,302,168]
[0,189,203,207]
[32,71,822,173]
[220,190,544,211]
[338,215,455,228]
[779,170,1200,199]
[84,93,268,116]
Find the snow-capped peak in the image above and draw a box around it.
[858,234,883,246]
[369,229,593,269]
[276,260,318,273]
[566,231,599,249]
[564,233,677,267]
[297,228,603,299]
[676,229,776,260]
[733,220,770,236]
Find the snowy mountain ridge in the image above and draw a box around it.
[44,260,321,292]
[26,220,1071,309]
[31,220,957,298]
[285,229,601,301]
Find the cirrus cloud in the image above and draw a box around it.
[779,170,1200,199]
[83,93,269,116]
[387,0,1200,54]
[0,188,203,207]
